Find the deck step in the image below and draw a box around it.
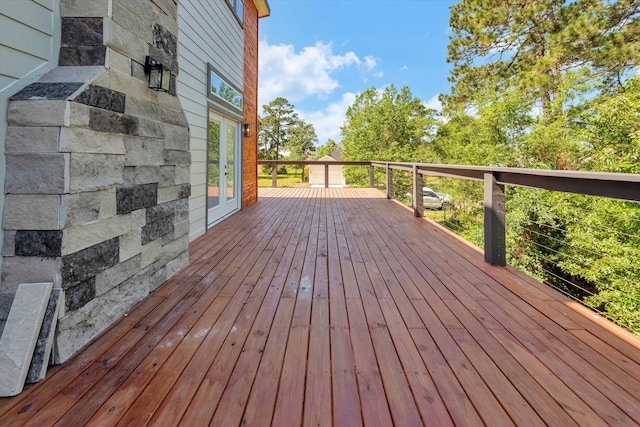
[0,283,53,396]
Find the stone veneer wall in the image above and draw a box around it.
[243,0,259,208]
[1,0,190,362]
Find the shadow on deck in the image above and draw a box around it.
[1,188,639,426]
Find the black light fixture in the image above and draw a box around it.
[144,56,170,92]
[243,123,251,138]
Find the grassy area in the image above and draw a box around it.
[258,173,310,188]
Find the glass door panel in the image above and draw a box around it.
[207,118,221,210]
[226,123,236,202]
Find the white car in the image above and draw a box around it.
[422,187,452,209]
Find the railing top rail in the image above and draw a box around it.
[371,161,640,203]
[257,160,370,166]
[259,159,639,202]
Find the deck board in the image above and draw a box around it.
[1,187,639,426]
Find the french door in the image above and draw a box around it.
[207,110,241,227]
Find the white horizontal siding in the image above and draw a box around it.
[0,0,58,91]
[178,0,244,241]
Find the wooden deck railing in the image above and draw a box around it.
[258,160,640,267]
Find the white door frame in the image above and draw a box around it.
[207,109,241,227]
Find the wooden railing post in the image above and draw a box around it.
[413,165,424,217]
[484,172,506,266]
[369,164,375,188]
[271,161,277,188]
[324,163,329,188]
[386,163,393,199]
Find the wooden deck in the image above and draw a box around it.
[1,187,640,426]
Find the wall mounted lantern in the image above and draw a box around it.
[145,56,170,92]
[243,123,251,138]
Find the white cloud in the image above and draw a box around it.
[258,39,380,108]
[424,94,443,112]
[400,65,409,71]
[299,92,357,144]
[259,39,365,107]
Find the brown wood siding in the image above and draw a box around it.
[242,0,259,208]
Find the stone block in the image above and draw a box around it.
[74,85,126,113]
[174,198,189,221]
[104,19,147,66]
[4,153,68,194]
[88,108,138,134]
[61,0,110,18]
[2,231,16,257]
[59,46,107,67]
[100,189,118,219]
[165,250,189,282]
[39,66,105,84]
[1,258,62,293]
[95,254,141,296]
[60,127,125,154]
[62,192,100,228]
[26,288,62,383]
[66,101,91,127]
[123,166,136,186]
[153,10,178,48]
[7,100,67,127]
[61,237,119,287]
[0,282,52,396]
[133,166,160,185]
[164,124,189,151]
[69,153,124,192]
[5,126,60,154]
[119,230,142,262]
[108,68,158,103]
[164,150,191,167]
[10,83,83,101]
[152,0,178,21]
[15,231,63,257]
[112,1,152,44]
[64,277,95,311]
[106,48,132,76]
[178,184,191,199]
[116,183,158,215]
[173,218,190,240]
[149,265,167,292]
[141,217,174,245]
[65,215,132,254]
[159,166,175,186]
[133,117,165,138]
[125,98,162,122]
[62,18,103,47]
[54,269,149,363]
[131,209,146,229]
[124,136,165,166]
[161,106,188,127]
[113,0,154,27]
[141,238,162,268]
[174,165,190,185]
[3,195,63,230]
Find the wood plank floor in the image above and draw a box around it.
[1,187,639,426]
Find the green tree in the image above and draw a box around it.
[445,0,639,119]
[316,139,339,159]
[259,97,299,161]
[341,84,437,185]
[286,119,318,179]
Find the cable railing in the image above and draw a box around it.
[258,159,640,334]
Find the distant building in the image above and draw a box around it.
[308,149,346,187]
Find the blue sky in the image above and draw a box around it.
[258,0,458,144]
